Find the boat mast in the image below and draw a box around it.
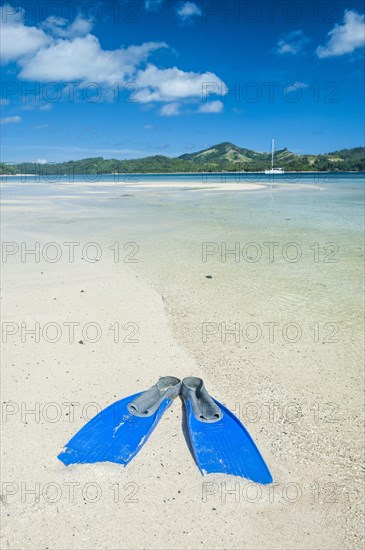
[271,138,274,170]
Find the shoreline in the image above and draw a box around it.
[0,179,325,192]
[2,170,364,177]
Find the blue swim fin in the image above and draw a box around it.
[181,377,272,483]
[58,377,181,466]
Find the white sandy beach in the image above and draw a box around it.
[22,179,266,191]
[1,179,364,549]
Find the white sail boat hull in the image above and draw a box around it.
[265,168,285,174]
[265,139,285,174]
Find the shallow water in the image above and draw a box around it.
[2,174,364,368]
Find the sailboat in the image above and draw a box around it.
[265,139,284,174]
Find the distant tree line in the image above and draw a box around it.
[1,149,364,175]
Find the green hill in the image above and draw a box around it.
[179,142,265,163]
[179,142,364,171]
[1,144,364,174]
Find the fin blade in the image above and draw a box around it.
[58,392,171,466]
[186,399,272,484]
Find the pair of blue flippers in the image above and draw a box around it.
[58,376,272,484]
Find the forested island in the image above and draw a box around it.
[1,143,364,175]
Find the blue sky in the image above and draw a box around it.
[1,0,364,162]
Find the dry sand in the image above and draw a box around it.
[39,179,267,191]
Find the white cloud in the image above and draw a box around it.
[0,4,166,84]
[144,0,163,11]
[316,10,365,58]
[276,30,309,55]
[20,101,53,111]
[286,81,309,92]
[177,2,202,21]
[198,100,224,113]
[35,158,48,164]
[135,64,226,102]
[19,36,167,83]
[160,103,181,116]
[0,5,226,115]
[41,15,93,38]
[0,116,21,124]
[0,5,51,63]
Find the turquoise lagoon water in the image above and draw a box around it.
[1,173,364,350]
